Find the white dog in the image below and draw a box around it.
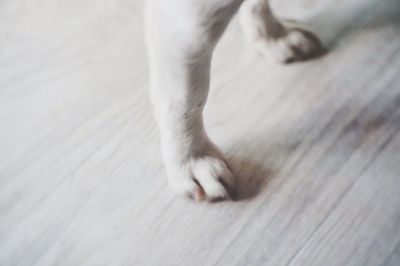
[146,0,323,202]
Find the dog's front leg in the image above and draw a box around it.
[146,0,242,201]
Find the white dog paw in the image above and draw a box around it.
[253,21,325,64]
[166,155,235,202]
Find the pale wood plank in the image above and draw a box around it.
[1,0,400,265]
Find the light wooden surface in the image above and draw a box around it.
[1,0,400,265]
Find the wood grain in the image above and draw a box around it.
[1,0,400,265]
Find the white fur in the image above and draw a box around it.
[146,0,323,201]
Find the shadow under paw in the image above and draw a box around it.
[227,157,274,201]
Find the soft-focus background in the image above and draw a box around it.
[1,0,400,265]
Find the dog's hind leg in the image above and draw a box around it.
[240,0,325,63]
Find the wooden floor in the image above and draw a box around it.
[1,0,400,265]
